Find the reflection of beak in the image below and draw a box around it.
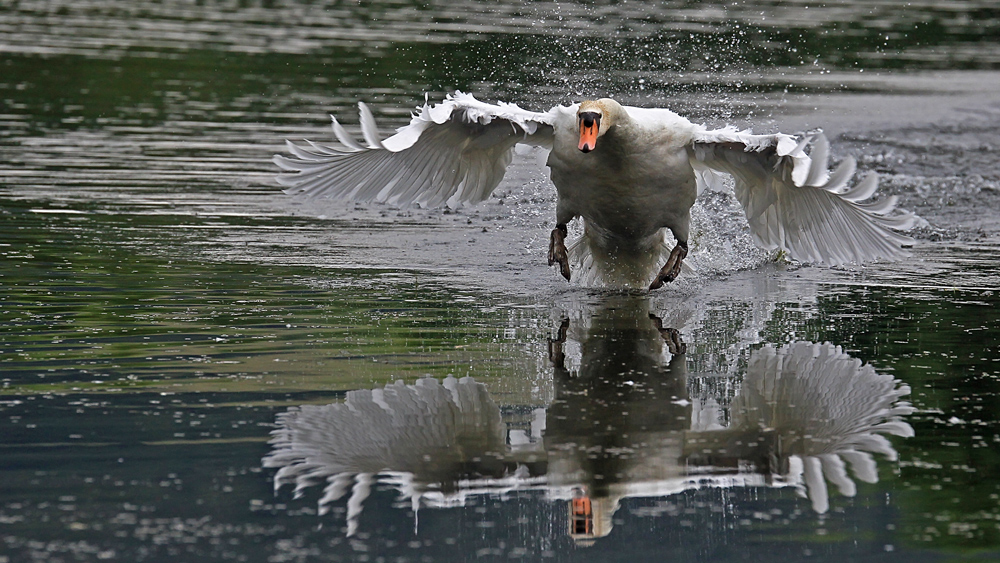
[569,496,594,535]
[577,112,601,152]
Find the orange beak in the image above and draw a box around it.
[578,121,598,153]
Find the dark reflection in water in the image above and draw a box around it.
[265,296,913,542]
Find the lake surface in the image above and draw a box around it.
[2,1,1000,561]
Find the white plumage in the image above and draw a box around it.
[730,341,914,512]
[275,92,916,289]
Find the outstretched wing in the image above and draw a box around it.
[274,92,555,208]
[690,128,917,265]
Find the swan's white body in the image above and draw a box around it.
[275,92,916,288]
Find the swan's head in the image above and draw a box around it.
[577,99,618,153]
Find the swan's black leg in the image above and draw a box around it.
[547,223,571,281]
[649,240,688,290]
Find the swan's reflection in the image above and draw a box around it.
[263,297,913,540]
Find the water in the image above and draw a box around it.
[2,1,1000,561]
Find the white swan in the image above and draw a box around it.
[275,92,916,289]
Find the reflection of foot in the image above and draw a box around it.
[648,241,688,290]
[547,224,571,281]
[548,318,570,368]
[649,313,686,354]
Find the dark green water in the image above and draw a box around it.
[2,1,1000,561]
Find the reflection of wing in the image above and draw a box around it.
[691,131,917,265]
[264,376,503,480]
[732,341,914,512]
[274,92,556,208]
[263,376,503,534]
[262,331,915,537]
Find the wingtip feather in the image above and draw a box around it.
[357,102,385,149]
[331,115,366,151]
[804,134,831,187]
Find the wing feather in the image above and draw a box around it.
[841,172,879,202]
[275,92,556,208]
[357,102,386,149]
[822,156,856,193]
[804,134,831,187]
[331,117,366,151]
[691,131,917,266]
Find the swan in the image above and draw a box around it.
[275,92,916,289]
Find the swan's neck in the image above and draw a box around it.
[597,98,633,135]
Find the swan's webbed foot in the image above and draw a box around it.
[649,314,687,355]
[649,241,688,290]
[547,223,571,281]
